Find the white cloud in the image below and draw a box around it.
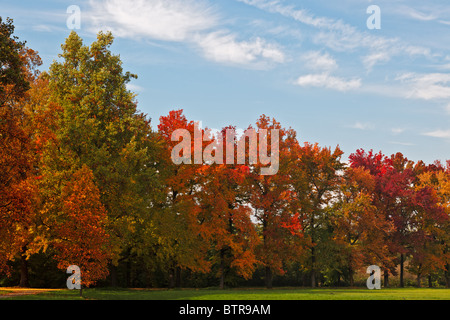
[295,73,361,92]
[194,31,285,66]
[302,51,337,72]
[126,83,145,92]
[391,128,405,134]
[238,0,432,70]
[347,122,373,130]
[32,24,54,32]
[87,0,284,68]
[395,73,450,100]
[423,129,450,139]
[88,0,217,41]
[401,7,437,21]
[363,52,391,71]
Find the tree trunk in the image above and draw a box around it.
[19,249,30,288]
[400,254,404,288]
[428,275,432,288]
[168,267,175,289]
[219,249,225,289]
[110,264,118,287]
[126,259,131,287]
[349,267,354,287]
[383,270,389,288]
[175,267,181,288]
[445,264,450,288]
[416,264,422,288]
[311,246,316,288]
[265,266,273,289]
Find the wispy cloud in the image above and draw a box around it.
[362,52,391,72]
[302,51,337,72]
[126,83,145,92]
[347,122,374,130]
[88,0,217,41]
[194,31,285,67]
[237,0,432,70]
[87,0,284,67]
[401,7,437,21]
[391,128,405,135]
[423,129,450,139]
[295,73,361,92]
[395,72,450,100]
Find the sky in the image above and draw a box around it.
[2,0,450,164]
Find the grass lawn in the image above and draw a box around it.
[1,287,449,300]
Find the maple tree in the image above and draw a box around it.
[290,142,344,287]
[0,17,42,286]
[51,165,111,288]
[196,127,260,288]
[413,162,450,287]
[156,109,212,286]
[246,115,300,289]
[331,166,394,286]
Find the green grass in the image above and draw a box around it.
[3,287,450,300]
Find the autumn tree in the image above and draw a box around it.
[331,166,395,286]
[0,17,42,286]
[413,162,450,287]
[51,165,111,288]
[156,109,212,286]
[195,126,260,289]
[44,30,161,285]
[246,115,300,289]
[348,150,422,287]
[290,142,344,287]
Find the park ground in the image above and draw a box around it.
[0,287,449,300]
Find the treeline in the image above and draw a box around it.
[1,19,449,289]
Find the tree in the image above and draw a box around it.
[0,17,42,286]
[247,115,300,289]
[0,17,35,105]
[332,166,395,286]
[46,31,161,285]
[196,126,260,288]
[348,150,419,287]
[291,142,344,287]
[156,109,212,286]
[51,165,111,288]
[414,163,450,287]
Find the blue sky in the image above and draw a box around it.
[3,0,450,164]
